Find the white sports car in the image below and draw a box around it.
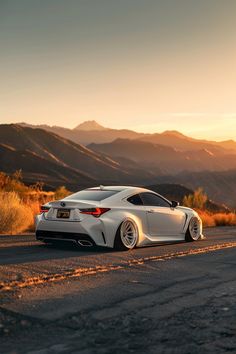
[35,186,203,250]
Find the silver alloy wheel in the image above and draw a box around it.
[189,217,201,240]
[120,220,138,249]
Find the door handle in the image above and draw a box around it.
[147,209,155,213]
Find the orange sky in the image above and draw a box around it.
[0,0,236,140]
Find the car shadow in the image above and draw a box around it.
[0,241,114,266]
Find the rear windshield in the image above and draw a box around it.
[64,189,118,201]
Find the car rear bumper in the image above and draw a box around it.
[35,212,116,248]
[36,230,95,246]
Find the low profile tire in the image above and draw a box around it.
[114,219,139,251]
[185,217,201,242]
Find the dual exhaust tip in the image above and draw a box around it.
[77,239,93,247]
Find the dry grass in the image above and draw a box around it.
[0,192,34,234]
[0,184,72,234]
[23,192,55,232]
[1,181,235,234]
[0,191,56,234]
[0,172,71,234]
[197,210,236,227]
[197,211,216,228]
[213,213,236,226]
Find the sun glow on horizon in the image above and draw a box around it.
[132,113,236,140]
[0,1,236,141]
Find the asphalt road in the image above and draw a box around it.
[0,227,236,354]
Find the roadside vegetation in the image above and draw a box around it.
[0,171,70,234]
[183,188,236,227]
[0,172,235,234]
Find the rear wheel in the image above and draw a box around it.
[114,219,138,251]
[185,217,201,242]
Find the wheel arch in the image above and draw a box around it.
[185,215,203,241]
[101,210,144,248]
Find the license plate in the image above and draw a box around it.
[57,209,70,219]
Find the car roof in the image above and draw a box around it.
[87,186,155,198]
[62,186,165,205]
[88,186,148,192]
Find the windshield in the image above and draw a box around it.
[64,189,118,201]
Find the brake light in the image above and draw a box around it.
[40,206,50,214]
[79,208,110,218]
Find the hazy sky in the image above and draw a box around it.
[0,0,236,140]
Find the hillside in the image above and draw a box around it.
[175,170,236,209]
[149,171,236,209]
[88,138,236,174]
[9,122,236,206]
[215,139,236,152]
[147,184,229,213]
[0,144,94,188]
[147,183,194,202]
[138,131,229,155]
[0,125,153,188]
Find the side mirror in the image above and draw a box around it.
[171,200,179,208]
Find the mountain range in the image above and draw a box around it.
[1,120,236,208]
[88,139,236,174]
[18,121,236,176]
[19,120,236,153]
[19,121,142,146]
[0,124,154,189]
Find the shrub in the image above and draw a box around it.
[196,210,236,228]
[0,192,34,234]
[197,210,215,227]
[0,172,72,234]
[0,170,28,194]
[54,186,71,200]
[183,188,207,209]
[213,213,236,226]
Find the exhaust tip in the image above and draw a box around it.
[78,240,93,247]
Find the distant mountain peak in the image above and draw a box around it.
[74,120,107,131]
[162,130,187,138]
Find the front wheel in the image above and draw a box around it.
[114,219,139,251]
[185,217,201,242]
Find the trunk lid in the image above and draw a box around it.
[45,199,99,221]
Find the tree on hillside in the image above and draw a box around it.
[54,186,71,200]
[183,188,207,210]
[12,169,22,181]
[30,181,44,191]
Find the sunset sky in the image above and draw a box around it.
[1,0,236,140]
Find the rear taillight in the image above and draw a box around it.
[40,206,50,214]
[79,208,110,218]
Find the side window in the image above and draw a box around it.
[127,194,143,206]
[140,193,170,207]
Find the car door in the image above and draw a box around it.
[140,192,186,237]
[126,193,149,232]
